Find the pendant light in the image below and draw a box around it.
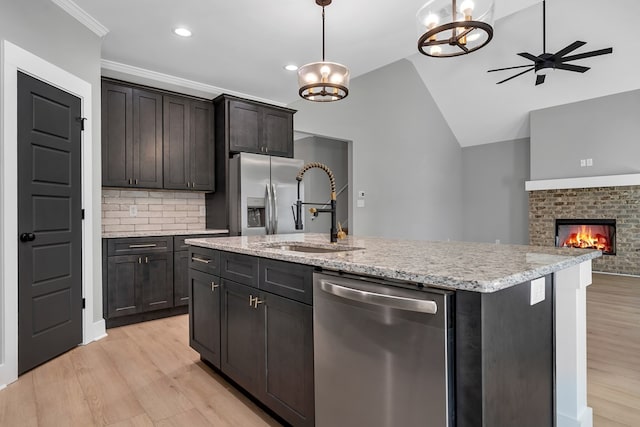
[417,0,495,57]
[298,0,350,102]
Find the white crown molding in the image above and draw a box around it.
[526,173,640,191]
[101,60,287,107]
[50,0,109,37]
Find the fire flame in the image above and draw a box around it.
[562,225,612,252]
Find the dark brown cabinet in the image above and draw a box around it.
[102,81,163,188]
[190,249,314,426]
[173,250,190,307]
[189,268,222,367]
[163,96,215,191]
[218,95,295,158]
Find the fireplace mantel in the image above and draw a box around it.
[526,173,640,191]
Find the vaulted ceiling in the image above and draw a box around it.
[66,0,639,146]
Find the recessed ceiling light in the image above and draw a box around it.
[173,27,192,37]
[284,64,299,71]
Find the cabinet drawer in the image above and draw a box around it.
[259,258,313,304]
[220,252,259,287]
[175,233,228,252]
[189,246,220,275]
[107,236,172,256]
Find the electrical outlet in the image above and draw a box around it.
[580,159,586,167]
[357,199,365,208]
[129,205,138,217]
[358,190,365,198]
[530,277,545,306]
[495,239,500,244]
[586,158,593,166]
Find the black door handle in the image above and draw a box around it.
[20,233,36,242]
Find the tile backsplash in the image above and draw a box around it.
[102,189,206,234]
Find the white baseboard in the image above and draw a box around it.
[83,319,107,345]
[558,407,593,427]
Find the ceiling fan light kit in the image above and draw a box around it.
[298,0,350,102]
[488,0,613,86]
[416,0,495,57]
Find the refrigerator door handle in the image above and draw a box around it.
[271,183,278,234]
[265,184,272,235]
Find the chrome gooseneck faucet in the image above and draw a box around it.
[293,162,343,243]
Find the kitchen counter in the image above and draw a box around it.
[102,229,228,239]
[185,233,601,293]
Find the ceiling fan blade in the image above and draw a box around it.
[496,67,534,84]
[487,64,534,73]
[559,47,613,63]
[518,52,541,62]
[555,63,590,73]
[535,74,546,85]
[553,41,586,59]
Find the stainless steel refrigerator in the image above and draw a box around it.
[228,152,303,236]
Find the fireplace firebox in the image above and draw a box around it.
[555,219,616,255]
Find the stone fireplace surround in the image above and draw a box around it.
[528,176,640,276]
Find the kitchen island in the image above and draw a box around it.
[186,233,600,427]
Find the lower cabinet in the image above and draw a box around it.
[173,250,190,306]
[190,249,315,427]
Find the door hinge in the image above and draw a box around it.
[81,209,85,220]
[77,117,87,131]
[82,298,86,309]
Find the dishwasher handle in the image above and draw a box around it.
[319,280,438,314]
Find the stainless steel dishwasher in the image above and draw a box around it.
[313,272,454,427]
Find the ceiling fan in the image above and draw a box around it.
[488,0,613,85]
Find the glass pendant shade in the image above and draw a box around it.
[298,61,350,102]
[417,0,495,57]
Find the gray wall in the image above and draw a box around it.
[531,89,640,180]
[290,59,463,241]
[0,0,103,321]
[462,139,530,245]
[294,136,349,234]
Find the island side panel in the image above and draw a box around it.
[456,275,554,427]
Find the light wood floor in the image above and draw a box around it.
[588,273,640,427]
[0,315,282,427]
[0,273,637,426]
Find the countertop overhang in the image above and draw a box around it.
[185,233,601,293]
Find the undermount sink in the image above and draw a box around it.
[262,243,363,254]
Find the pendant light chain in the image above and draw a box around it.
[322,6,326,62]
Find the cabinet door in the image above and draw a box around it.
[141,252,173,311]
[132,89,163,188]
[189,269,221,367]
[190,100,215,191]
[220,279,263,394]
[163,95,191,190]
[174,250,190,307]
[102,82,133,187]
[106,255,142,318]
[261,294,314,427]
[262,108,293,158]
[228,100,261,154]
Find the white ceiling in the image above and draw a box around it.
[65,0,638,147]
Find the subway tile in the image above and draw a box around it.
[104,211,131,218]
[102,189,121,198]
[104,224,135,232]
[119,190,149,198]
[161,224,190,231]
[150,217,174,224]
[101,218,121,225]
[120,218,150,225]
[103,197,134,205]
[134,224,163,232]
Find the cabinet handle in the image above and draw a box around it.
[135,179,138,185]
[138,257,142,264]
[249,295,257,307]
[116,306,136,312]
[191,256,211,264]
[180,297,189,301]
[129,179,133,185]
[149,301,167,306]
[253,298,264,308]
[145,256,149,264]
[129,244,157,249]
[211,282,219,291]
[187,182,191,188]
[264,147,269,153]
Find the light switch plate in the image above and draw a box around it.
[530,277,545,305]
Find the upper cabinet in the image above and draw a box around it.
[101,79,215,191]
[102,81,163,188]
[218,95,295,158]
[163,96,215,191]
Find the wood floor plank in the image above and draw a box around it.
[70,339,146,425]
[100,337,195,421]
[155,407,213,427]
[0,370,38,427]
[105,413,154,427]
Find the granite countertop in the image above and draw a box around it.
[185,233,602,293]
[103,229,228,239]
